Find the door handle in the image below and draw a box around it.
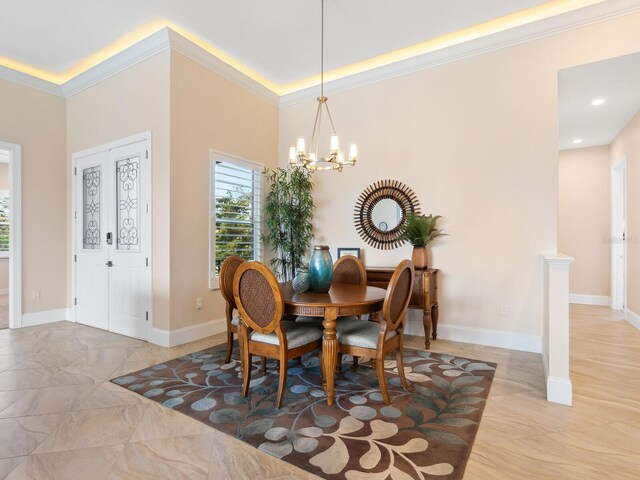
[106,232,113,245]
[106,261,113,267]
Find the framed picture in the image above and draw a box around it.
[337,247,361,259]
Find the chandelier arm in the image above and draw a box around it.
[324,102,338,135]
[309,99,323,158]
[315,102,323,158]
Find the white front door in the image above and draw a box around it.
[74,135,151,339]
[75,151,109,330]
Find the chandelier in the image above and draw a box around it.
[288,0,358,172]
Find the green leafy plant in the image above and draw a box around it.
[214,186,254,274]
[403,213,445,247]
[262,167,314,282]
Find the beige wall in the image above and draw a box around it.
[169,51,279,330]
[559,147,611,298]
[610,110,640,314]
[66,51,171,329]
[0,260,7,292]
[279,12,640,340]
[65,49,278,333]
[0,78,67,313]
[5,9,640,339]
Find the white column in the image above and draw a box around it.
[542,253,574,406]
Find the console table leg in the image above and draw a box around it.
[322,307,338,406]
[422,308,432,349]
[432,304,439,340]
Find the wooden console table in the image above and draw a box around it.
[365,267,439,348]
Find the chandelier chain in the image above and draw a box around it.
[320,0,323,99]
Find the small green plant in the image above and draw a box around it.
[403,213,445,247]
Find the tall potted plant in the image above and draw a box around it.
[263,167,314,282]
[403,213,445,269]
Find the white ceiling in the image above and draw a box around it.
[559,52,640,150]
[0,0,555,85]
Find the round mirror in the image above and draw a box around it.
[354,180,421,250]
[371,198,401,232]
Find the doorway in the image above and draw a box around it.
[611,158,627,311]
[72,133,152,340]
[0,141,22,330]
[0,150,10,328]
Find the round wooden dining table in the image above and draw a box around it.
[280,282,387,406]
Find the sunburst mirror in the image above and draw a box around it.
[353,180,421,250]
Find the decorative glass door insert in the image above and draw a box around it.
[116,156,140,251]
[83,165,101,250]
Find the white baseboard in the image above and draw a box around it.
[626,308,640,331]
[22,308,70,327]
[405,317,541,353]
[150,317,227,348]
[0,288,8,295]
[546,375,573,406]
[542,348,572,405]
[569,294,611,306]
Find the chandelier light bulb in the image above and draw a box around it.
[330,134,339,154]
[296,137,306,155]
[349,143,358,161]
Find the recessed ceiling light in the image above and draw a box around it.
[573,139,583,144]
[591,98,606,106]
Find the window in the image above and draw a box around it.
[210,153,261,289]
[0,190,8,257]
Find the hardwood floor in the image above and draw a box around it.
[0,305,637,479]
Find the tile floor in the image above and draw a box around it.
[0,295,8,330]
[0,305,638,479]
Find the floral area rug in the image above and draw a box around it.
[111,342,496,480]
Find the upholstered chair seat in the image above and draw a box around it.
[250,321,323,349]
[231,313,241,326]
[336,317,396,349]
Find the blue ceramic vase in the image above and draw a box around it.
[308,245,333,293]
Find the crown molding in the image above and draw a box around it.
[167,30,279,107]
[15,27,279,106]
[0,64,63,97]
[61,28,171,98]
[2,1,640,104]
[280,0,640,107]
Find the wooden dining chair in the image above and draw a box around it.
[298,255,367,326]
[333,255,367,286]
[219,256,245,364]
[234,261,324,408]
[336,259,415,404]
[296,255,368,370]
[335,255,368,369]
